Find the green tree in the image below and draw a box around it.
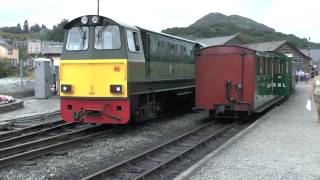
[30,24,41,32]
[0,60,13,78]
[23,20,29,33]
[41,24,48,31]
[16,23,22,33]
[46,19,69,42]
[57,19,69,28]
[19,47,28,60]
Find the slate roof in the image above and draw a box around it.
[242,40,287,52]
[0,42,13,50]
[300,49,320,60]
[242,40,312,60]
[195,35,241,46]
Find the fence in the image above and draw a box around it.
[0,59,35,70]
[0,59,35,96]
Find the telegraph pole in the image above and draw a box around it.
[308,37,311,58]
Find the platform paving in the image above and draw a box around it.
[177,83,320,180]
[0,96,60,122]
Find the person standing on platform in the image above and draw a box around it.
[311,73,320,122]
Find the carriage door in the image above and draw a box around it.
[273,58,290,95]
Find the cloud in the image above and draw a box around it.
[1,0,319,42]
[259,0,320,41]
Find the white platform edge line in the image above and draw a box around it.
[174,108,277,180]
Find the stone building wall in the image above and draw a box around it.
[276,43,310,71]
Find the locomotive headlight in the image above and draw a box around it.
[61,84,72,92]
[81,16,89,24]
[92,16,99,24]
[110,85,122,93]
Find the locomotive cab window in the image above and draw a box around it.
[66,27,89,51]
[126,30,140,52]
[95,25,121,50]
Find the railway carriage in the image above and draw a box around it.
[195,45,295,120]
[60,15,201,124]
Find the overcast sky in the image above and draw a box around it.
[0,0,319,42]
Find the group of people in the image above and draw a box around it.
[296,70,311,82]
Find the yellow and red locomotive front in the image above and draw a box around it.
[60,15,131,124]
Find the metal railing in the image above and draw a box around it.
[0,59,35,95]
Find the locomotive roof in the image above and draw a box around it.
[64,15,138,30]
[137,26,200,44]
[200,45,273,56]
[64,15,202,46]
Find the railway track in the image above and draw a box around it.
[5,110,61,123]
[0,120,118,168]
[0,120,65,141]
[82,121,235,180]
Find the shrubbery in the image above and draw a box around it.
[0,95,15,104]
[0,62,13,78]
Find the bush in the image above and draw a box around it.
[0,62,14,78]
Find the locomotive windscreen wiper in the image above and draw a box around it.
[78,27,87,46]
[97,23,109,39]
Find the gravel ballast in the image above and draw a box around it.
[0,111,209,179]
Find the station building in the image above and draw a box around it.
[242,40,312,72]
[300,49,320,72]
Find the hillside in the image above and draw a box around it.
[0,31,47,41]
[0,19,68,42]
[162,13,320,48]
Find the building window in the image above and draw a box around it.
[8,49,12,55]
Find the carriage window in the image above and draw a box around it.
[268,59,272,75]
[126,30,140,52]
[256,57,260,75]
[95,25,121,50]
[159,40,166,58]
[273,61,280,74]
[281,62,288,73]
[179,45,186,57]
[185,45,193,57]
[264,58,271,75]
[66,27,89,51]
[264,59,266,75]
[259,58,263,75]
[149,36,158,56]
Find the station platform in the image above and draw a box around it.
[176,83,320,180]
[0,96,60,122]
